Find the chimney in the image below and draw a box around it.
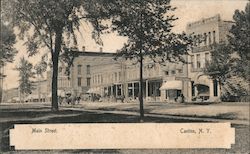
[100,47,103,53]
[82,46,85,52]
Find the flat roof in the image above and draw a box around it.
[72,50,117,57]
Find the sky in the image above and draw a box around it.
[3,0,248,90]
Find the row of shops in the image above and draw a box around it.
[85,77,220,103]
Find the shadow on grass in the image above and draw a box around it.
[154,112,240,120]
[0,106,208,152]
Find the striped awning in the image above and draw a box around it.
[160,80,182,90]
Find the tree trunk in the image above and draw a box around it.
[139,53,144,121]
[139,5,144,121]
[51,29,63,111]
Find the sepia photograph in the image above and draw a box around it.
[0,0,249,153]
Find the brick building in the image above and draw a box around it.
[53,49,189,102]
[47,49,116,99]
[186,14,234,101]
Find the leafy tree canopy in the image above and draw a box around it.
[110,0,193,63]
[2,0,113,110]
[15,57,35,95]
[203,43,235,84]
[106,0,194,119]
[2,0,109,56]
[228,2,250,80]
[0,22,17,67]
[34,54,48,79]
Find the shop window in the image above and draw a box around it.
[213,80,218,96]
[191,81,195,96]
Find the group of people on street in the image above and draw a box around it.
[58,94,81,105]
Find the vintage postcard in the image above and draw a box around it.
[0,0,249,153]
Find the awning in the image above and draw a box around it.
[12,97,20,101]
[87,87,101,94]
[27,94,39,99]
[86,88,93,93]
[47,90,66,97]
[194,75,210,86]
[160,80,182,90]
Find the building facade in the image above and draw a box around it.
[47,50,116,99]
[49,14,234,103]
[54,49,189,102]
[3,79,48,103]
[186,14,234,101]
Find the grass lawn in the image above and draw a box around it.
[0,103,249,153]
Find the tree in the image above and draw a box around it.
[204,2,250,101]
[203,43,249,101]
[0,22,17,103]
[34,54,48,102]
[111,0,193,120]
[2,0,111,111]
[15,57,35,102]
[0,22,17,67]
[203,43,234,85]
[228,2,250,80]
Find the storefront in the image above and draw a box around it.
[160,80,183,102]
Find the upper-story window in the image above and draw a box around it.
[208,32,211,45]
[118,72,121,81]
[205,53,210,65]
[165,71,169,76]
[101,75,103,84]
[111,74,114,82]
[98,75,100,84]
[58,67,62,73]
[191,55,195,69]
[171,70,176,75]
[213,31,216,44]
[194,35,197,46]
[77,77,82,87]
[94,75,97,84]
[204,33,207,46]
[197,54,201,68]
[87,77,91,87]
[197,34,201,46]
[178,69,183,74]
[86,65,90,75]
[77,65,82,75]
[115,72,117,82]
